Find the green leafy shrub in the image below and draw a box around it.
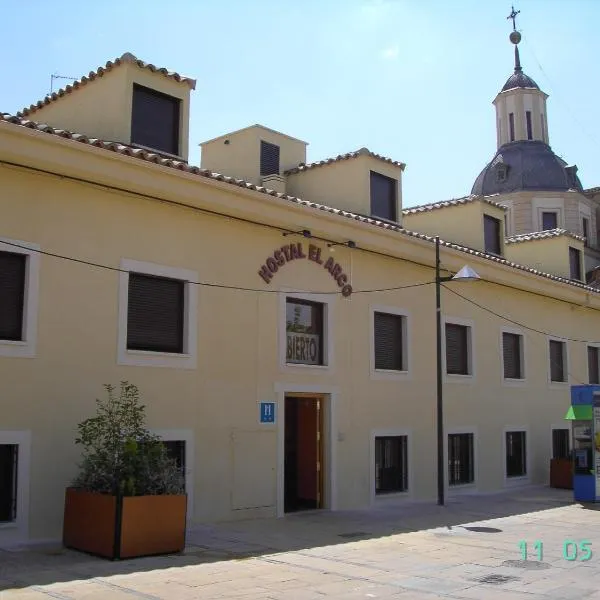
[72,382,184,496]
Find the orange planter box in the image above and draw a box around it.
[63,487,187,559]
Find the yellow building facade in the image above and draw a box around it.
[2,53,600,547]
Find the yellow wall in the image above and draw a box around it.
[506,235,585,280]
[402,201,506,254]
[200,125,307,185]
[19,63,192,160]
[2,122,600,544]
[287,155,403,222]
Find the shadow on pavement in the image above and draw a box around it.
[0,486,579,593]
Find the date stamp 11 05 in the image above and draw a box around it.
[518,540,593,562]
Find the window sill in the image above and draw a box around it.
[502,377,527,387]
[374,490,410,501]
[118,349,196,370]
[444,373,475,384]
[371,368,411,381]
[448,483,476,493]
[505,475,529,486]
[284,362,330,371]
[0,522,18,530]
[0,339,35,358]
[549,380,569,387]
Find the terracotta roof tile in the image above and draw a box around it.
[1,112,597,294]
[584,186,600,197]
[284,147,405,174]
[402,195,507,214]
[18,53,196,118]
[506,229,585,244]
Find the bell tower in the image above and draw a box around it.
[493,6,549,149]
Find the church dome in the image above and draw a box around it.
[501,71,539,92]
[471,140,583,196]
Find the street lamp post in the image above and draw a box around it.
[435,236,480,506]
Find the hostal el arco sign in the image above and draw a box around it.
[257,242,353,297]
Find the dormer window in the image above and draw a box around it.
[484,214,502,255]
[260,141,280,176]
[131,84,180,156]
[496,163,508,182]
[370,171,397,221]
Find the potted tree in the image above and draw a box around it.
[63,381,187,559]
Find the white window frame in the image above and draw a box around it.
[151,429,194,525]
[500,327,526,385]
[532,197,564,231]
[370,429,412,504]
[503,427,529,485]
[446,427,478,493]
[547,336,569,386]
[279,290,333,372]
[587,343,600,384]
[0,430,31,545]
[0,238,40,358]
[442,316,475,383]
[117,258,198,369]
[369,305,411,380]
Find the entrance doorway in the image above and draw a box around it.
[284,395,323,513]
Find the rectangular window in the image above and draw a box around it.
[552,429,570,460]
[131,84,180,155]
[506,431,527,477]
[0,444,18,522]
[541,211,558,230]
[526,111,533,140]
[286,298,324,365]
[445,323,470,375]
[509,112,515,142]
[549,339,567,382]
[260,141,280,176]
[448,433,474,486]
[375,436,408,494]
[370,171,397,221]
[588,346,600,384]
[374,312,405,371]
[127,273,185,354]
[0,251,26,341]
[503,332,524,379]
[569,247,582,280]
[483,215,502,255]
[163,440,186,492]
[582,217,589,246]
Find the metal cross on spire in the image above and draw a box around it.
[507,5,520,30]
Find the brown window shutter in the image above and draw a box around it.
[374,312,403,371]
[549,340,565,382]
[588,346,599,384]
[260,141,280,176]
[131,84,180,155]
[445,323,469,375]
[0,251,26,341]
[127,273,185,353]
[503,332,522,379]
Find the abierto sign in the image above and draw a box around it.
[287,332,320,365]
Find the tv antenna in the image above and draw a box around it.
[49,73,78,95]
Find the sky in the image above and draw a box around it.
[2,0,599,207]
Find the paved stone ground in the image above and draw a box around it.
[1,486,600,599]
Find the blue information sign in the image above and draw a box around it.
[260,402,275,424]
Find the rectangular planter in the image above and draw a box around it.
[549,458,573,489]
[63,487,187,559]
